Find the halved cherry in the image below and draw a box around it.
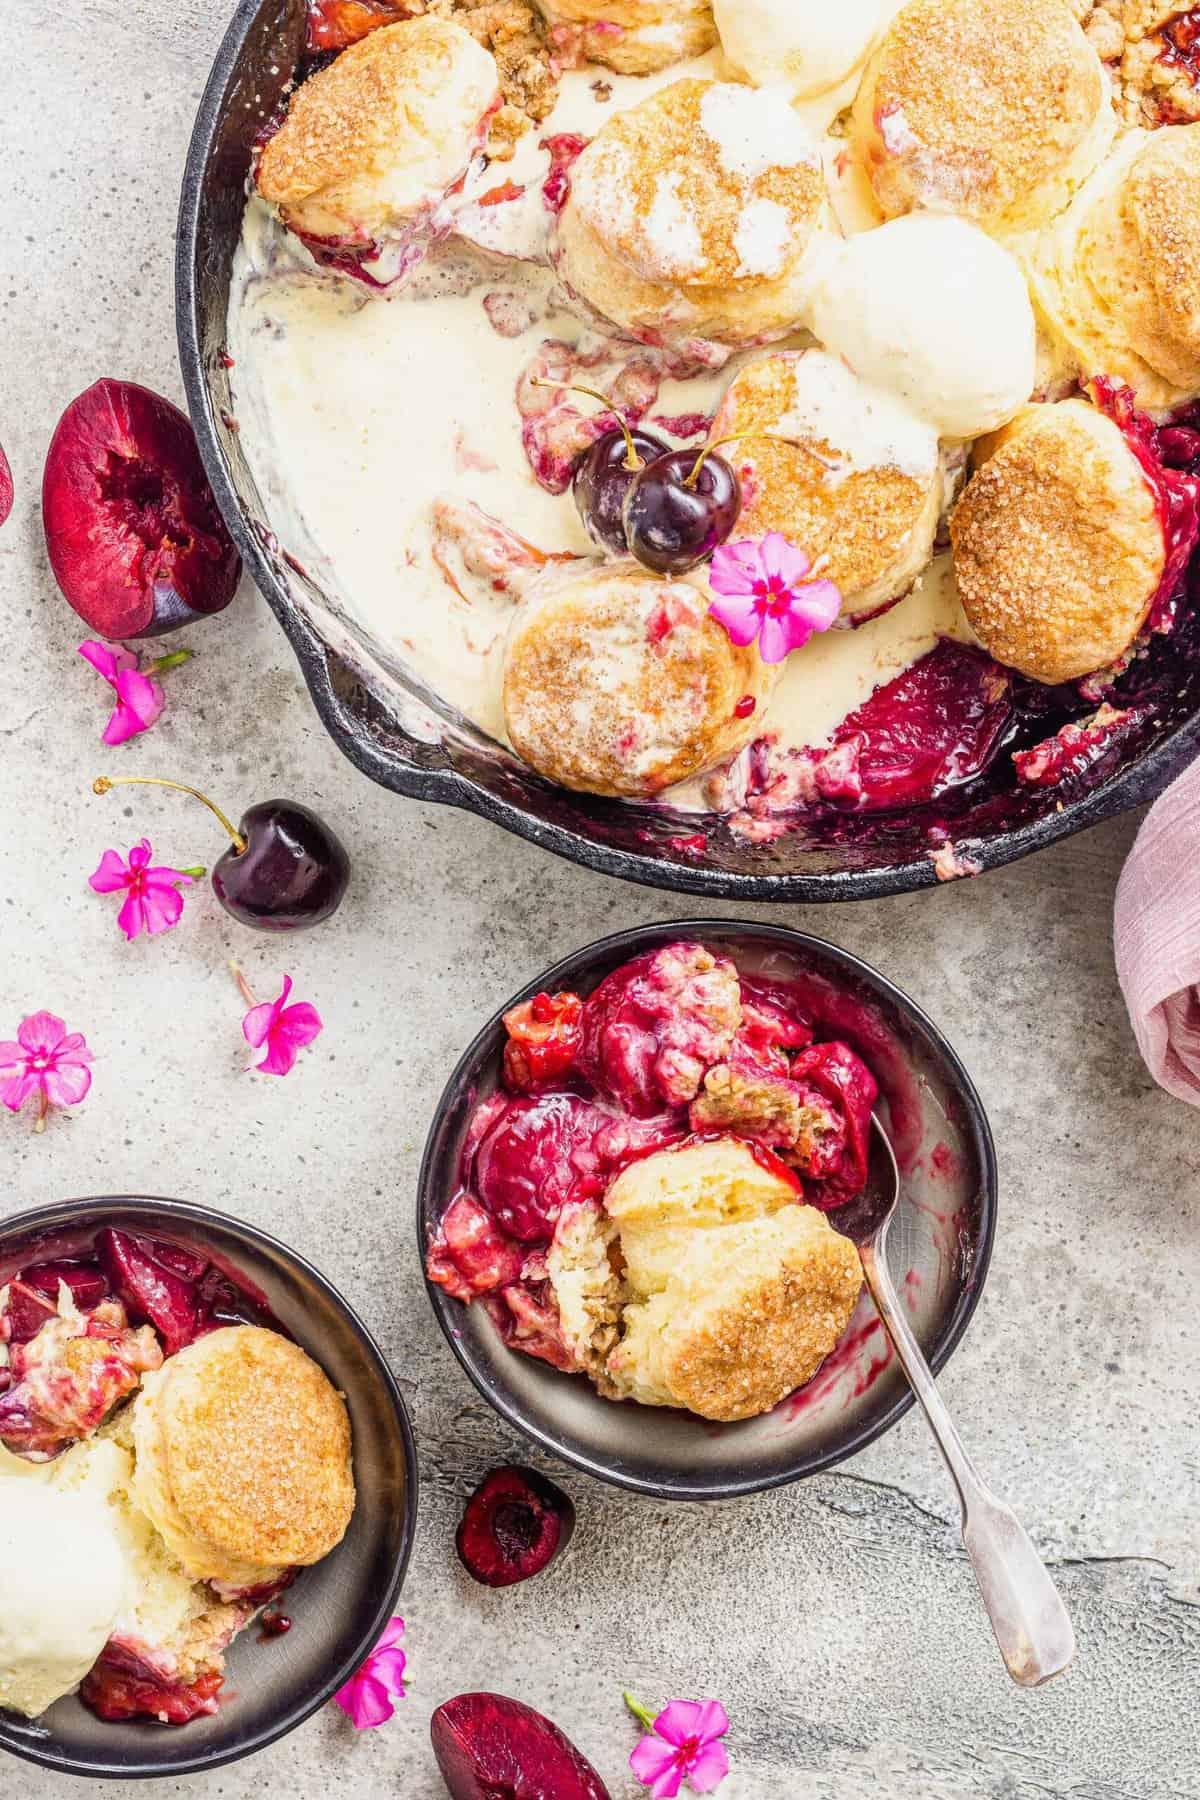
[502,991,584,1090]
[456,1465,575,1588]
[43,380,240,639]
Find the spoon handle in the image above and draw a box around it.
[858,1241,1076,1688]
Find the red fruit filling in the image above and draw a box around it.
[502,990,584,1091]
[517,340,659,495]
[42,380,240,639]
[427,1192,529,1302]
[96,1227,203,1356]
[789,1040,879,1209]
[0,1295,161,1460]
[80,1639,224,1725]
[305,0,408,52]
[19,1258,109,1312]
[431,1693,612,1800]
[1089,378,1200,633]
[2,1279,60,1345]
[1014,703,1150,788]
[540,133,589,213]
[455,1465,575,1587]
[578,941,742,1115]
[0,440,12,527]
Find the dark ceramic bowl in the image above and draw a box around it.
[0,1197,417,1781]
[418,921,996,1499]
[177,0,1200,904]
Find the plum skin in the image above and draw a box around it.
[431,1693,612,1800]
[42,378,241,638]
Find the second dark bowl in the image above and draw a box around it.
[418,921,997,1500]
[0,1196,417,1781]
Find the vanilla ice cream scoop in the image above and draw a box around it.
[808,213,1037,439]
[0,1481,127,1716]
[713,0,890,97]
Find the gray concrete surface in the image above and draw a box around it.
[2,3,1198,1794]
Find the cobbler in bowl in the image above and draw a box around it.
[0,1199,415,1780]
[419,922,996,1497]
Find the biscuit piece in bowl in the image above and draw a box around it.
[849,0,1115,233]
[131,1326,355,1588]
[256,18,499,252]
[534,0,716,74]
[950,399,1167,685]
[1027,124,1200,412]
[555,77,831,355]
[710,349,943,620]
[502,559,775,796]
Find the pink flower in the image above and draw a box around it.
[628,1698,730,1798]
[89,840,195,940]
[334,1617,407,1729]
[78,640,164,746]
[242,974,323,1076]
[708,532,841,664]
[0,1013,93,1132]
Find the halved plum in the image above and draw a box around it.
[42,379,241,639]
[456,1465,576,1588]
[791,1040,879,1208]
[81,1639,223,1725]
[578,942,742,1116]
[19,1259,109,1312]
[0,1279,59,1345]
[431,1693,611,1800]
[95,1228,201,1355]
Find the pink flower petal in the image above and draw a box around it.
[42,1060,92,1108]
[254,1034,301,1077]
[78,640,135,686]
[103,671,164,746]
[242,998,281,1050]
[275,1002,323,1049]
[376,1617,406,1653]
[116,888,147,942]
[685,1742,730,1793]
[0,1069,39,1114]
[709,540,764,598]
[17,1013,67,1057]
[631,1736,684,1798]
[89,849,133,894]
[371,1646,408,1692]
[127,840,153,871]
[686,1702,729,1745]
[138,878,186,936]
[52,1035,92,1065]
[654,1702,706,1749]
[707,593,764,648]
[335,1671,395,1730]
[759,530,810,589]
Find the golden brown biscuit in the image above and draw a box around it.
[709,350,942,617]
[502,560,775,796]
[1028,125,1200,410]
[536,0,716,74]
[609,1206,863,1421]
[950,400,1166,684]
[257,18,499,243]
[556,77,830,351]
[850,0,1114,232]
[131,1327,355,1583]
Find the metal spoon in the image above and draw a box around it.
[827,1116,1076,1688]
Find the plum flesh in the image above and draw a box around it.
[456,1465,575,1588]
[42,379,240,638]
[431,1693,611,1800]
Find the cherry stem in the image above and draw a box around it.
[230,960,258,1009]
[685,430,803,490]
[92,776,247,855]
[623,1693,659,1733]
[529,375,644,471]
[143,649,193,678]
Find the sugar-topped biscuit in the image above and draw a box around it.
[535,0,716,75]
[556,78,831,351]
[257,18,499,244]
[710,350,942,618]
[1027,124,1200,411]
[850,0,1114,233]
[950,400,1167,684]
[502,559,774,796]
[131,1326,355,1586]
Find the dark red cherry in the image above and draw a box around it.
[93,777,350,931]
[212,800,350,930]
[572,425,670,554]
[456,1465,575,1587]
[622,447,741,575]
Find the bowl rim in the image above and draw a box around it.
[416,919,998,1500]
[0,1194,419,1782]
[176,0,1200,906]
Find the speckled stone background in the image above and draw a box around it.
[3,4,1199,1795]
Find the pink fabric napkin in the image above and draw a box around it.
[1115,756,1200,1104]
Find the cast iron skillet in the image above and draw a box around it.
[176,0,1200,900]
